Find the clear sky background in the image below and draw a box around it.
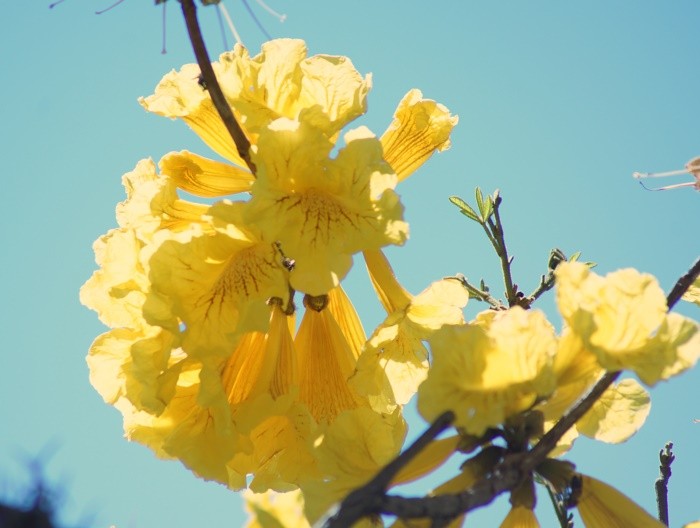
[2,1,699,527]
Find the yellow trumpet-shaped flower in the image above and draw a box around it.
[246,120,408,295]
[140,39,371,165]
[351,249,469,409]
[555,261,700,385]
[295,290,370,424]
[116,305,320,491]
[418,308,557,436]
[146,200,290,357]
[381,89,458,182]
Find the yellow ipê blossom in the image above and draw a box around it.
[299,407,406,526]
[351,249,469,409]
[418,307,557,436]
[245,120,408,295]
[145,200,290,357]
[139,39,372,165]
[555,261,700,385]
[83,37,457,497]
[381,89,457,182]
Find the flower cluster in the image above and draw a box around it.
[415,261,699,526]
[81,38,459,519]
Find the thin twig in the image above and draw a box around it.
[452,274,507,310]
[179,0,256,174]
[488,197,518,306]
[655,442,675,526]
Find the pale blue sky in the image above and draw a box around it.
[2,2,699,527]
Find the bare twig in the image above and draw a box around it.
[655,442,675,526]
[487,196,518,307]
[179,0,256,173]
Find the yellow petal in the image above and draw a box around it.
[295,301,367,424]
[577,378,650,443]
[326,285,367,360]
[681,277,700,306]
[121,361,248,489]
[159,150,254,198]
[301,408,405,524]
[500,506,540,528]
[391,435,460,486]
[576,474,665,527]
[116,158,210,237]
[419,308,556,435]
[146,203,289,357]
[80,228,148,328]
[247,120,407,295]
[380,89,457,182]
[139,63,247,166]
[363,249,412,314]
[556,262,700,385]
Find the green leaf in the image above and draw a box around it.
[449,195,481,222]
[482,197,494,221]
[475,187,485,218]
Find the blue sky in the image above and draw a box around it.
[2,1,699,527]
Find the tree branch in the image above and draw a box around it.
[179,0,256,173]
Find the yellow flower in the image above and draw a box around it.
[84,38,456,496]
[555,262,700,385]
[245,120,407,295]
[295,289,370,424]
[146,200,290,357]
[537,330,651,449]
[244,489,310,528]
[351,249,469,409]
[115,305,320,491]
[380,89,457,182]
[139,39,371,165]
[574,474,664,527]
[418,308,556,436]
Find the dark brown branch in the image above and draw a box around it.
[666,257,700,310]
[655,442,674,526]
[179,0,256,174]
[323,411,455,527]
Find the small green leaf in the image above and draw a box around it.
[475,187,486,217]
[482,197,494,221]
[449,196,481,222]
